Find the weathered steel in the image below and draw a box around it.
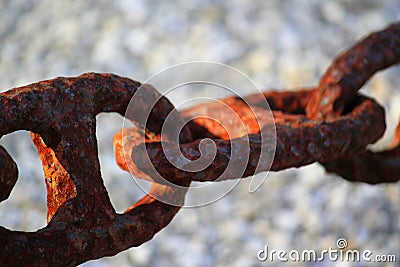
[322,121,400,184]
[306,22,400,119]
[118,91,385,184]
[0,146,18,202]
[0,73,192,266]
[0,22,399,266]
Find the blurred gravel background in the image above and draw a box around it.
[1,1,400,266]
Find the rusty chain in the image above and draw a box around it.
[0,22,399,265]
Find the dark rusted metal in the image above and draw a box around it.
[0,73,192,266]
[304,21,400,182]
[119,91,385,184]
[118,22,399,185]
[322,121,400,184]
[0,146,18,202]
[1,22,400,266]
[322,145,400,184]
[306,22,400,119]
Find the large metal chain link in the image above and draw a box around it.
[0,22,399,266]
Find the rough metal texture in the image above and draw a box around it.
[0,22,399,265]
[123,91,385,184]
[0,73,192,266]
[322,121,400,184]
[120,22,399,185]
[306,22,400,119]
[0,146,18,202]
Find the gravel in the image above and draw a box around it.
[0,1,399,266]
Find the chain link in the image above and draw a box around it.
[0,22,399,266]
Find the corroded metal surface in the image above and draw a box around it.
[119,91,386,184]
[306,22,400,119]
[0,146,18,202]
[0,73,192,266]
[118,22,400,185]
[0,22,399,266]
[322,121,400,184]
